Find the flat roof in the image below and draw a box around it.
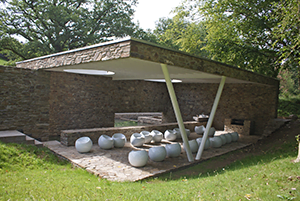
[16,37,278,85]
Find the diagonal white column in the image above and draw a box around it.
[195,76,226,160]
[161,64,194,162]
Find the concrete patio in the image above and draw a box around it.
[43,131,260,182]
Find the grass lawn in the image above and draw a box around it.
[0,58,8,66]
[1,126,300,201]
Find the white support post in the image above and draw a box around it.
[195,76,226,160]
[161,64,194,162]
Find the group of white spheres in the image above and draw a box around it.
[128,129,190,167]
[130,128,190,147]
[74,133,127,153]
[194,125,239,149]
[75,126,239,167]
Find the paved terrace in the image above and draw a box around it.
[44,132,260,182]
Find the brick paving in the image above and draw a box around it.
[43,132,260,182]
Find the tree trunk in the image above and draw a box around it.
[293,142,300,163]
[298,68,300,91]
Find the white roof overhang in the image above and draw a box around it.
[45,57,252,84]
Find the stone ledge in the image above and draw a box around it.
[61,121,207,146]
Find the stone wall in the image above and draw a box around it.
[48,71,174,138]
[174,83,278,135]
[49,72,278,138]
[0,66,50,141]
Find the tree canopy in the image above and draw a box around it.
[152,0,299,79]
[272,0,300,67]
[187,0,283,77]
[152,13,208,58]
[0,0,143,60]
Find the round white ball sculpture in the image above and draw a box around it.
[148,146,167,162]
[165,143,181,158]
[173,128,181,139]
[140,131,152,144]
[219,134,227,145]
[230,132,239,142]
[75,137,93,153]
[173,128,191,139]
[195,125,205,135]
[224,133,232,144]
[112,133,126,148]
[128,150,148,167]
[130,133,145,147]
[150,130,163,143]
[210,136,223,148]
[98,135,114,150]
[184,139,199,153]
[164,129,177,141]
[208,127,216,137]
[185,129,191,137]
[196,137,211,150]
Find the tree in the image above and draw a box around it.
[0,0,140,60]
[272,0,300,89]
[152,13,209,58]
[196,0,283,77]
[294,134,300,163]
[170,0,297,78]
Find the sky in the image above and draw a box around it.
[133,0,183,31]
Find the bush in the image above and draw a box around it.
[278,94,300,117]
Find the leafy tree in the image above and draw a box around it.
[171,0,297,78]
[0,0,141,60]
[272,0,300,89]
[194,0,282,77]
[152,13,208,58]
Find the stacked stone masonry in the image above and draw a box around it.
[16,41,131,70]
[0,66,51,141]
[224,118,253,135]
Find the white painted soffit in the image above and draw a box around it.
[45,57,253,84]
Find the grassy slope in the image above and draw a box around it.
[1,135,299,200]
[0,58,8,65]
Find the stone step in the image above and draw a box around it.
[0,130,26,143]
[33,140,44,148]
[25,136,35,145]
[263,119,291,137]
[25,136,44,147]
[0,130,43,148]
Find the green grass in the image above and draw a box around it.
[0,58,7,65]
[114,120,138,127]
[1,139,300,200]
[278,95,300,117]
